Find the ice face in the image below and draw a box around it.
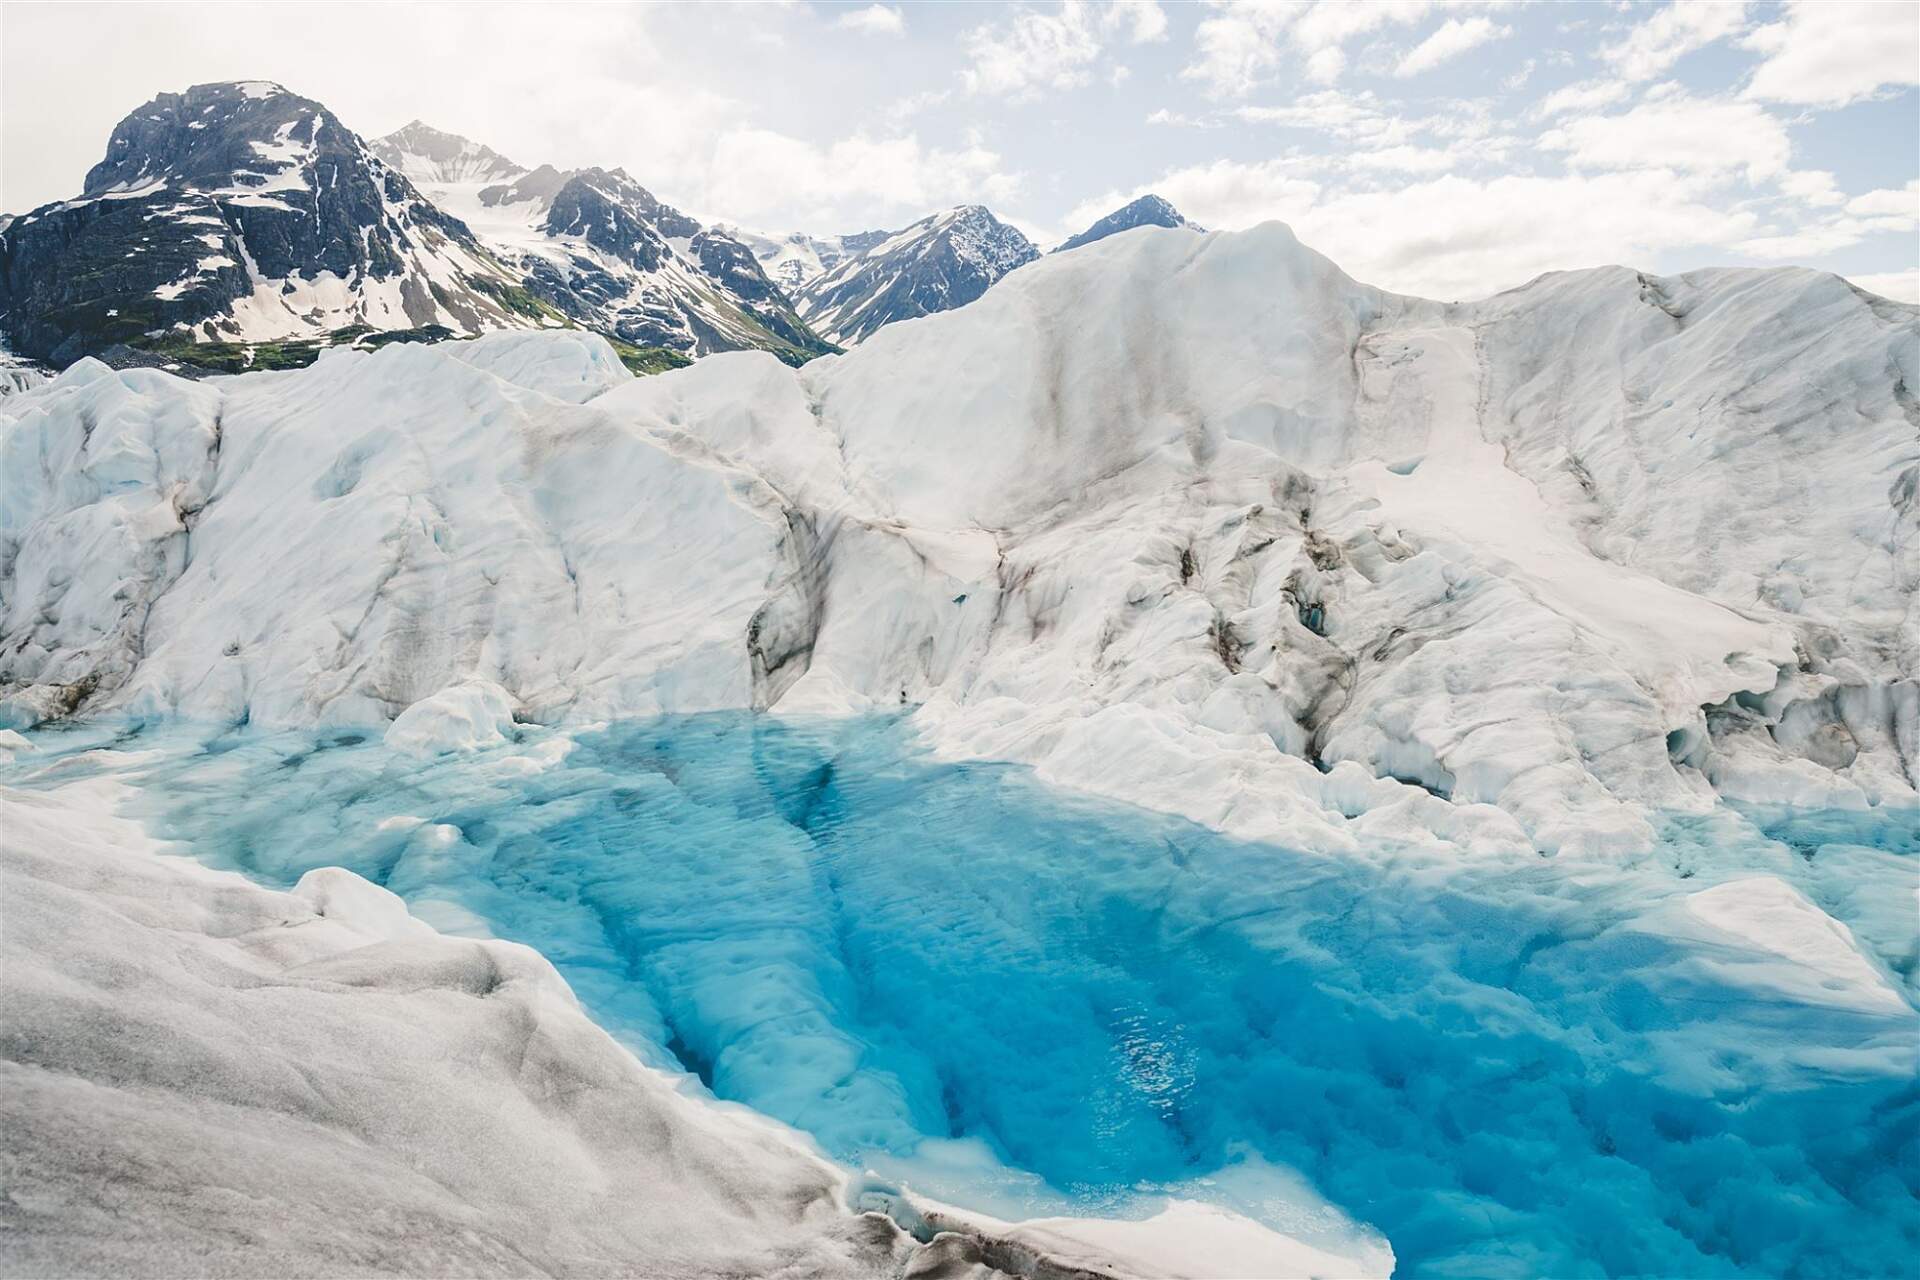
[12,716,1914,1278]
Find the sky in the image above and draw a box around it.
[2,0,1915,301]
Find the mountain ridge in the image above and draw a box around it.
[775,204,1039,345]
[0,82,542,368]
[372,121,834,364]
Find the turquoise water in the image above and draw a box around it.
[10,715,1918,1278]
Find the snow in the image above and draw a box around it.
[151,254,237,300]
[377,129,798,359]
[793,205,1038,345]
[0,344,49,397]
[730,225,856,289]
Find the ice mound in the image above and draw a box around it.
[384,677,519,756]
[1679,875,1908,1015]
[442,328,633,404]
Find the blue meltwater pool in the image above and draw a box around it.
[15,714,1918,1278]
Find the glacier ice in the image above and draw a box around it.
[3,221,1918,1275]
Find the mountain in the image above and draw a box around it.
[374,123,833,365]
[767,206,1039,345]
[1054,194,1199,253]
[0,82,545,368]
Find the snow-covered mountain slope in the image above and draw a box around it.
[775,206,1038,345]
[726,226,886,292]
[375,123,833,364]
[1055,194,1200,254]
[371,118,521,185]
[2,225,1914,859]
[0,83,541,368]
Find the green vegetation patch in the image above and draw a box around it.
[605,337,694,376]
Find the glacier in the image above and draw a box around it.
[3,222,1914,853]
[2,222,1917,1276]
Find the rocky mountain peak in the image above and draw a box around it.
[1054,194,1199,254]
[83,81,340,196]
[372,120,522,185]
[1,81,529,367]
[783,204,1038,346]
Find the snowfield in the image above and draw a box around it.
[2,221,1917,1276]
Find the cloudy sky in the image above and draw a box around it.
[4,0,1915,300]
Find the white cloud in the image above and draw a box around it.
[834,5,905,37]
[1532,78,1630,118]
[1395,16,1512,78]
[703,127,1021,225]
[1346,144,1462,174]
[1184,0,1516,97]
[1302,47,1342,84]
[1846,270,1920,304]
[1601,1,1747,80]
[883,89,950,126]
[1734,182,1917,261]
[1067,162,1761,299]
[1743,1,1920,107]
[1113,1,1170,44]
[1778,169,1844,209]
[1234,89,1412,143]
[1541,95,1791,183]
[963,3,1102,97]
[961,1,1167,98]
[1846,181,1920,219]
[1184,0,1296,97]
[1227,88,1508,173]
